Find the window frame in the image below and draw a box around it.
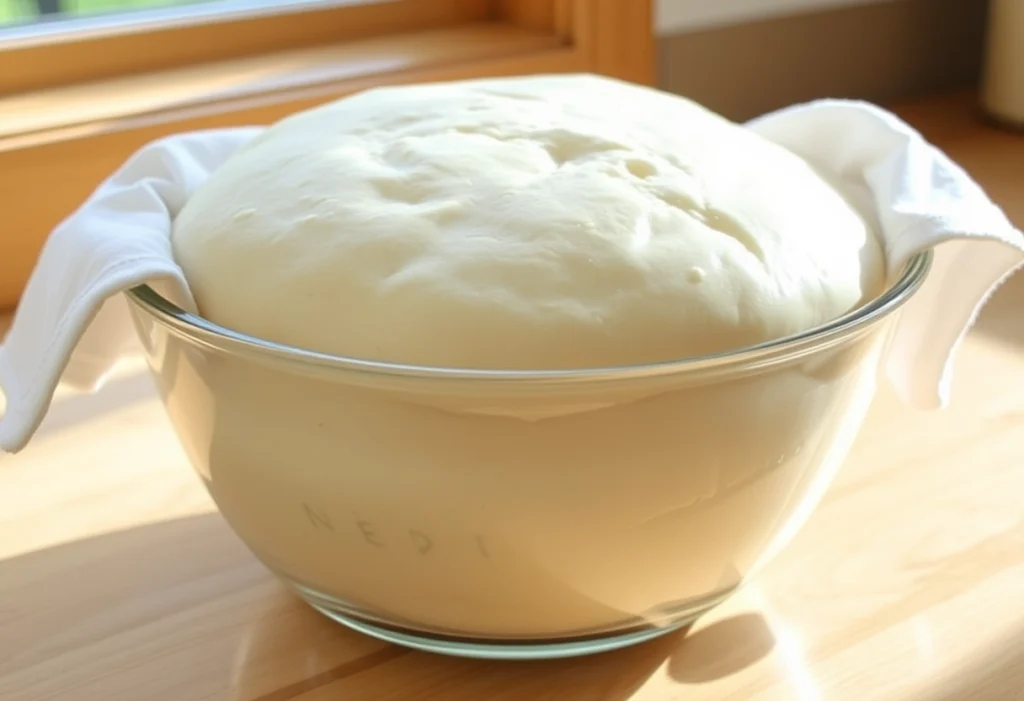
[0,0,494,94]
[0,0,654,311]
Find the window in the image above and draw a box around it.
[0,0,654,311]
[2,1,222,27]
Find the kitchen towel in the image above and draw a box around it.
[1,99,1022,454]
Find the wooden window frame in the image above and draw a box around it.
[0,0,653,312]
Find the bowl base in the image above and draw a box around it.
[289,580,724,660]
[311,605,691,660]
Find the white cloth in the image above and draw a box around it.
[1,101,1021,454]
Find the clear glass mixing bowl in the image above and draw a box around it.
[125,252,930,660]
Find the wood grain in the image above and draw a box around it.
[2,93,1022,701]
[496,0,555,31]
[498,0,573,40]
[586,0,656,86]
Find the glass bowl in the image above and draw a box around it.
[124,252,930,659]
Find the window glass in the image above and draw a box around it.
[0,0,337,33]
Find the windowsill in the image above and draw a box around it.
[0,22,564,150]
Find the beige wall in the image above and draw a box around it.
[656,0,905,35]
[657,0,989,120]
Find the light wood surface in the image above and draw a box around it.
[1,93,1023,700]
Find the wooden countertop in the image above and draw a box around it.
[1,93,1023,701]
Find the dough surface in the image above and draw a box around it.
[172,74,884,369]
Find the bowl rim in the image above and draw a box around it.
[125,251,932,383]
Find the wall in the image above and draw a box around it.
[656,0,900,34]
[655,0,989,120]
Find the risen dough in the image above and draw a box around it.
[172,74,884,369]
